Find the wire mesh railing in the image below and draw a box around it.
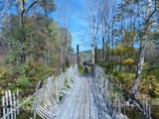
[93,65,154,119]
[32,65,78,119]
[0,65,78,119]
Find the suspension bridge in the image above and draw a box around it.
[0,64,155,119]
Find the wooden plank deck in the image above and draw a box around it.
[53,75,109,119]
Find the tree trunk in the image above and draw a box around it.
[131,0,154,96]
[131,41,145,96]
[19,0,26,63]
[64,29,69,68]
[43,0,49,27]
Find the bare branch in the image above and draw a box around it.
[25,1,39,15]
[145,0,157,26]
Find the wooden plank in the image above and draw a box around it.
[8,90,13,119]
[143,100,145,114]
[146,101,148,117]
[36,109,46,119]
[37,108,49,119]
[39,106,52,117]
[2,96,6,119]
[33,81,40,119]
[5,91,9,119]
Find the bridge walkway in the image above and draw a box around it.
[53,74,110,119]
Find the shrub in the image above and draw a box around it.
[0,67,8,80]
[12,64,29,76]
[16,75,32,88]
[154,83,159,97]
[122,58,134,65]
[114,72,135,91]
[78,65,84,73]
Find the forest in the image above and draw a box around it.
[0,0,159,118]
[0,0,72,98]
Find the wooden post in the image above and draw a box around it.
[118,93,121,114]
[124,98,126,116]
[119,85,121,114]
[57,79,59,102]
[76,44,80,67]
[102,37,105,60]
[56,80,59,102]
[91,44,96,74]
[105,79,108,99]
[92,44,95,65]
[33,82,41,119]
[53,80,56,102]
[95,45,97,63]
[114,93,117,116]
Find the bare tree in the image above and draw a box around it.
[131,0,158,96]
[120,0,159,96]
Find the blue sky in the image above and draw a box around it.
[53,0,92,52]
